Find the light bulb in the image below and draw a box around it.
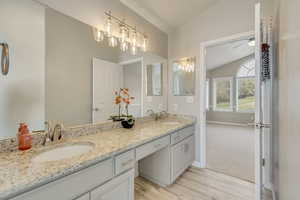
[120,41,128,52]
[109,36,118,47]
[131,30,137,55]
[119,24,127,43]
[132,29,137,46]
[105,15,112,37]
[93,28,104,42]
[131,45,137,55]
[142,35,148,52]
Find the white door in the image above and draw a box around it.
[254,3,264,200]
[93,58,123,123]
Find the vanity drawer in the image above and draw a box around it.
[115,150,135,175]
[171,126,194,145]
[136,135,170,161]
[12,158,113,200]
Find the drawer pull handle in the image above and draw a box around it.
[121,159,134,167]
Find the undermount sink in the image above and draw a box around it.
[161,121,181,125]
[32,142,94,163]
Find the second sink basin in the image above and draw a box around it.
[32,142,94,163]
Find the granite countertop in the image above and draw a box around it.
[0,117,195,199]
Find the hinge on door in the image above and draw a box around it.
[262,158,266,167]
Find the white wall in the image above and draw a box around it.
[36,0,168,58]
[168,0,257,163]
[46,8,119,127]
[0,0,45,138]
[278,0,300,199]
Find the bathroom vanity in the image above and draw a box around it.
[0,118,195,200]
[0,2,196,199]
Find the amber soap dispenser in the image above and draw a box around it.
[18,123,32,151]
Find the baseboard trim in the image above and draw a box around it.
[192,161,202,168]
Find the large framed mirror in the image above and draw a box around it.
[172,57,196,96]
[146,63,163,96]
[0,0,168,140]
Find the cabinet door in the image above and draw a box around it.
[184,135,195,166]
[91,169,134,200]
[171,135,195,182]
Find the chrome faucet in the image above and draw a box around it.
[42,121,64,145]
[147,109,168,121]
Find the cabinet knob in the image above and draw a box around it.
[93,108,100,112]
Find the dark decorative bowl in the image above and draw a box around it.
[121,119,135,129]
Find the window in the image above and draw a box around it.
[213,78,233,111]
[236,58,255,112]
[237,58,255,77]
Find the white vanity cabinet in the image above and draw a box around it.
[139,125,195,186]
[10,124,195,200]
[90,169,134,200]
[171,135,195,182]
[11,159,114,200]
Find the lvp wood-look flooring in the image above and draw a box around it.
[135,167,272,200]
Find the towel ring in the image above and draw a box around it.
[1,43,9,76]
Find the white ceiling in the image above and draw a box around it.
[121,0,219,31]
[206,38,255,70]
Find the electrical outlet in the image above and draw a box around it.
[173,104,178,112]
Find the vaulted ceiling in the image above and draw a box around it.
[206,38,255,70]
[121,0,220,32]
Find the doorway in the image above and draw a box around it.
[199,30,272,200]
[92,58,143,123]
[205,35,256,182]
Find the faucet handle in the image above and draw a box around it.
[52,123,64,141]
[44,121,52,132]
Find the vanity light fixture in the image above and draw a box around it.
[93,11,148,55]
[131,28,138,55]
[93,28,105,42]
[142,35,148,52]
[109,36,118,48]
[105,11,113,37]
[176,57,195,73]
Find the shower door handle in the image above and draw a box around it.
[1,43,10,76]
